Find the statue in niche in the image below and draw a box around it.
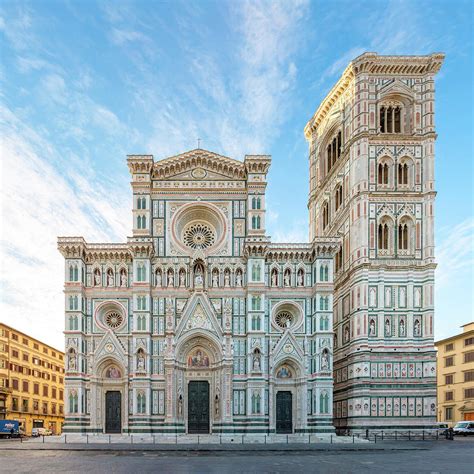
[271,270,278,287]
[399,287,406,307]
[137,352,145,371]
[414,318,421,336]
[321,350,329,371]
[212,272,219,288]
[120,271,127,287]
[399,318,406,336]
[252,351,261,371]
[68,352,76,371]
[344,325,350,343]
[369,318,376,336]
[107,271,114,287]
[215,395,219,417]
[224,271,230,287]
[94,270,101,286]
[167,271,174,287]
[195,269,203,287]
[284,271,290,287]
[297,271,304,286]
[179,271,186,287]
[178,395,183,417]
[156,270,162,287]
[236,271,242,287]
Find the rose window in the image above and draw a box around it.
[105,311,123,329]
[275,311,294,329]
[183,223,216,250]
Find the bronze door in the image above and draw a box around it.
[188,381,210,434]
[276,391,292,434]
[105,391,121,433]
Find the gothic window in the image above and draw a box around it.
[319,316,329,331]
[69,264,79,282]
[322,201,329,230]
[136,296,147,311]
[320,392,329,414]
[137,215,147,229]
[251,197,261,210]
[136,315,146,331]
[68,391,78,413]
[377,217,393,254]
[137,264,146,282]
[319,296,329,311]
[252,215,261,230]
[335,248,343,273]
[325,129,342,175]
[69,315,78,331]
[137,197,146,210]
[251,315,261,331]
[251,392,261,414]
[251,295,261,311]
[251,263,261,281]
[397,217,412,254]
[335,183,343,211]
[380,105,402,133]
[378,162,390,185]
[398,162,409,186]
[319,264,329,282]
[137,392,146,414]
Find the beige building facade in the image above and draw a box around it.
[435,322,474,425]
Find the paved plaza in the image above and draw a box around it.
[0,437,472,473]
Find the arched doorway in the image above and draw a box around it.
[175,334,224,434]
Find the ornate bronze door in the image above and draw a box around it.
[188,381,210,433]
[276,391,292,434]
[105,391,121,433]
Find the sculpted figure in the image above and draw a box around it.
[236,271,242,287]
[253,353,261,371]
[321,351,329,370]
[108,272,114,287]
[212,272,219,287]
[94,271,101,286]
[369,319,376,336]
[195,270,203,286]
[224,271,230,287]
[121,272,127,287]
[414,318,421,336]
[179,272,186,287]
[156,271,162,287]
[271,271,278,287]
[284,272,290,287]
[297,272,304,286]
[168,272,174,287]
[137,353,145,371]
[68,353,76,371]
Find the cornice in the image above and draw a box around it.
[304,52,444,138]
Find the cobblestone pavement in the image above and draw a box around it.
[0,438,473,473]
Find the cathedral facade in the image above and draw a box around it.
[59,52,444,435]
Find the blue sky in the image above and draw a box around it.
[0,0,472,349]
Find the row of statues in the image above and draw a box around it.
[271,270,305,287]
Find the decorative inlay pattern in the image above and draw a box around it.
[183,223,216,250]
[275,311,294,329]
[105,311,123,329]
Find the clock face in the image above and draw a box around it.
[283,343,294,354]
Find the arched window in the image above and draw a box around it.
[380,105,402,133]
[325,129,342,175]
[69,391,78,414]
[251,295,261,311]
[137,264,146,282]
[398,161,410,186]
[252,215,261,229]
[252,263,261,281]
[320,392,329,414]
[251,392,261,414]
[319,264,329,282]
[335,248,343,273]
[322,201,329,230]
[397,217,412,254]
[335,184,343,211]
[137,215,146,229]
[137,392,146,414]
[251,315,261,331]
[319,296,329,311]
[251,197,261,210]
[378,162,390,185]
[378,219,391,252]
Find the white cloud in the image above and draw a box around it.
[0,105,129,349]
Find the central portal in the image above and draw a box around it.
[188,381,210,434]
[276,391,292,434]
[105,391,121,433]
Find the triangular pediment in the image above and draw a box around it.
[93,330,128,368]
[175,291,223,340]
[151,149,246,181]
[379,79,414,98]
[271,330,305,365]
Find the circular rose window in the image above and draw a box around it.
[275,311,294,329]
[105,311,123,329]
[183,223,216,250]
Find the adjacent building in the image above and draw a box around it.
[304,52,444,432]
[435,322,474,425]
[59,52,445,435]
[0,323,65,435]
